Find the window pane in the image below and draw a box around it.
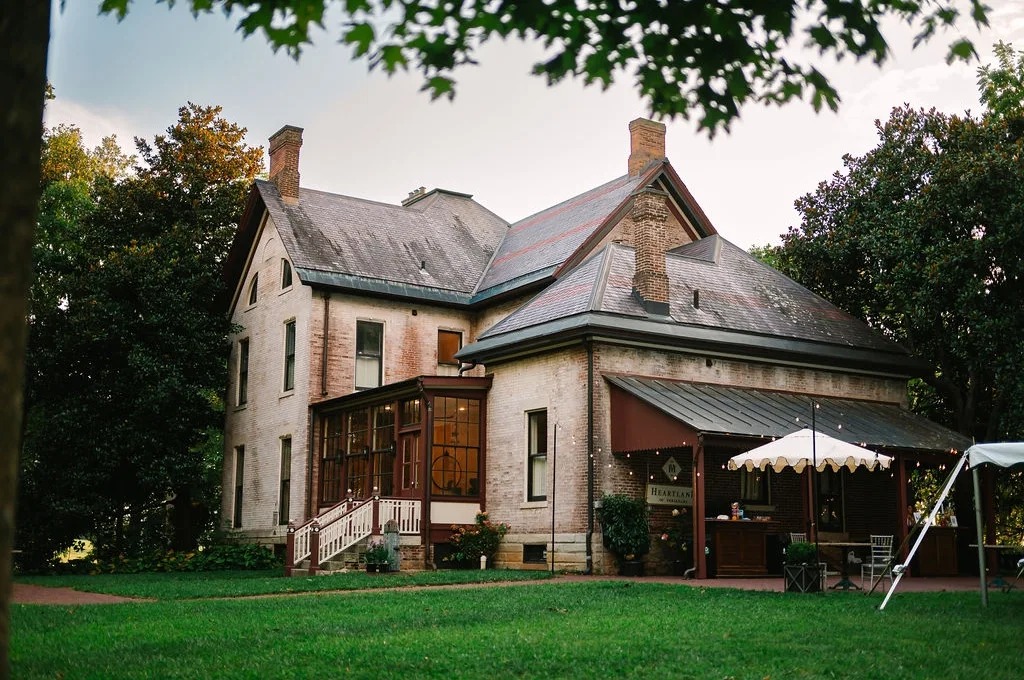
[238,339,249,406]
[529,456,547,499]
[233,446,245,528]
[283,321,296,391]
[356,321,382,389]
[279,438,291,524]
[281,259,292,288]
[437,330,462,365]
[527,410,548,501]
[431,397,480,496]
[248,274,258,305]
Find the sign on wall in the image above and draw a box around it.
[647,483,693,506]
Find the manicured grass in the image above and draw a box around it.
[12,579,1024,679]
[15,568,552,599]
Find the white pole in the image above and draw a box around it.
[973,464,987,607]
[880,452,969,610]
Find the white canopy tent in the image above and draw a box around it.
[880,442,1024,610]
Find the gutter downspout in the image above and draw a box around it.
[457,361,477,377]
[306,409,315,521]
[585,340,595,574]
[320,292,330,396]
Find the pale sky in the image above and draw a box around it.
[45,1,1024,249]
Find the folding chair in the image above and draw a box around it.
[861,535,894,590]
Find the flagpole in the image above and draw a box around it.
[812,401,820,582]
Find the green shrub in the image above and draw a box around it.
[92,544,281,574]
[444,512,510,563]
[598,494,650,560]
[785,541,817,565]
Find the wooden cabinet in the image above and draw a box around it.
[707,520,779,576]
[918,527,958,576]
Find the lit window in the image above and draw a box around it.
[283,320,296,391]
[437,330,462,366]
[237,339,249,406]
[355,320,383,390]
[527,410,548,501]
[248,273,258,305]
[278,437,291,525]
[281,259,293,289]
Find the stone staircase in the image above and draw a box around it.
[289,539,371,576]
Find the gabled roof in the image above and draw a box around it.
[231,180,509,307]
[462,236,915,375]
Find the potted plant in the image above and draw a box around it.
[783,541,821,593]
[364,541,392,573]
[658,507,692,576]
[598,494,651,576]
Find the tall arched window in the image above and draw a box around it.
[247,274,259,305]
[281,259,293,289]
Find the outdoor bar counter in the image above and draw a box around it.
[707,518,780,576]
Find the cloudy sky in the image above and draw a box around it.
[46,1,1024,249]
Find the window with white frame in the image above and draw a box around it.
[237,338,249,406]
[283,320,296,391]
[527,410,548,501]
[355,320,383,390]
[437,329,462,366]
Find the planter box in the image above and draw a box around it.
[783,564,821,593]
[619,560,646,577]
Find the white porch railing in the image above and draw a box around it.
[286,497,422,575]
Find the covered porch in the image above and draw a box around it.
[606,375,975,580]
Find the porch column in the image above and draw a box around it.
[285,521,296,576]
[694,438,707,579]
[896,454,909,564]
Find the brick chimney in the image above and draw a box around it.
[631,187,670,314]
[628,118,666,177]
[268,125,303,205]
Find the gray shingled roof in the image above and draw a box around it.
[473,174,647,297]
[258,180,508,296]
[605,375,973,452]
[479,236,897,354]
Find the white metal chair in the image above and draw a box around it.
[861,534,894,589]
[1005,557,1024,593]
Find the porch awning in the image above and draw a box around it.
[605,375,973,454]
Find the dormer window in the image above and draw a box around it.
[248,274,259,305]
[281,259,293,289]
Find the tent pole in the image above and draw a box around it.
[880,452,968,610]
[811,403,820,577]
[973,465,987,607]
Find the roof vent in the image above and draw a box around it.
[402,186,428,207]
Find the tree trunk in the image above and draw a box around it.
[0,3,51,677]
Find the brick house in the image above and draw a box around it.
[222,120,971,577]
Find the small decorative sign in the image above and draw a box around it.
[662,456,682,481]
[647,483,693,506]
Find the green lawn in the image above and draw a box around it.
[12,576,1024,679]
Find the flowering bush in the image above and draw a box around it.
[444,512,510,563]
[658,507,690,558]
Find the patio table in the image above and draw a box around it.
[817,541,871,590]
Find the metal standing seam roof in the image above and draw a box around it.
[605,375,973,453]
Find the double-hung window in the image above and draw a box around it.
[278,437,291,525]
[355,320,383,390]
[283,320,296,391]
[527,410,548,501]
[237,339,249,406]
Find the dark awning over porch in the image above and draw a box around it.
[606,375,973,454]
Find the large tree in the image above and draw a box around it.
[769,48,1024,444]
[17,104,262,569]
[0,0,995,675]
